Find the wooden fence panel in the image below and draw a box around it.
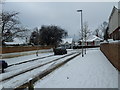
[0,46,54,54]
[100,42,120,71]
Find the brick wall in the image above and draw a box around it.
[100,42,120,71]
[1,46,54,54]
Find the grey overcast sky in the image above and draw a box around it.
[2,2,118,38]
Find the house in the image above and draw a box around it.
[4,38,27,46]
[108,5,120,40]
[60,38,74,49]
[100,2,120,71]
[79,35,103,46]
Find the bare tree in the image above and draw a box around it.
[1,11,29,45]
[104,27,109,41]
[93,29,99,37]
[93,21,108,39]
[79,22,91,40]
[99,21,108,38]
[100,22,108,31]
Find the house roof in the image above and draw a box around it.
[5,38,26,45]
[109,6,118,21]
[61,38,73,44]
[79,35,103,42]
[86,35,103,42]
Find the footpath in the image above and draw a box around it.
[34,48,119,88]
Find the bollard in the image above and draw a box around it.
[28,79,34,90]
[36,51,38,56]
[2,68,4,73]
[0,60,8,73]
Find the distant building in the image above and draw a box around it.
[4,38,27,46]
[60,38,74,49]
[79,35,103,46]
[108,6,120,40]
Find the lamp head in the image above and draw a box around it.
[77,10,82,12]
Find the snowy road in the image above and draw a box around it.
[34,48,118,88]
[4,50,77,73]
[0,49,80,89]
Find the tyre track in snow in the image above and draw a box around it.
[8,54,54,67]
[0,52,78,82]
[15,52,81,89]
[7,49,76,67]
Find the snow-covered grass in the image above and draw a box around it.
[1,49,53,59]
[34,48,118,88]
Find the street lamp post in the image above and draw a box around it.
[77,10,84,57]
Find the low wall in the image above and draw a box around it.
[73,45,100,49]
[100,42,120,71]
[1,46,54,54]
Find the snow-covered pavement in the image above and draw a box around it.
[34,48,118,88]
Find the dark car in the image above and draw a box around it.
[0,60,8,73]
[53,47,67,55]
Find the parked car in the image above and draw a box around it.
[0,60,8,73]
[53,47,67,55]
